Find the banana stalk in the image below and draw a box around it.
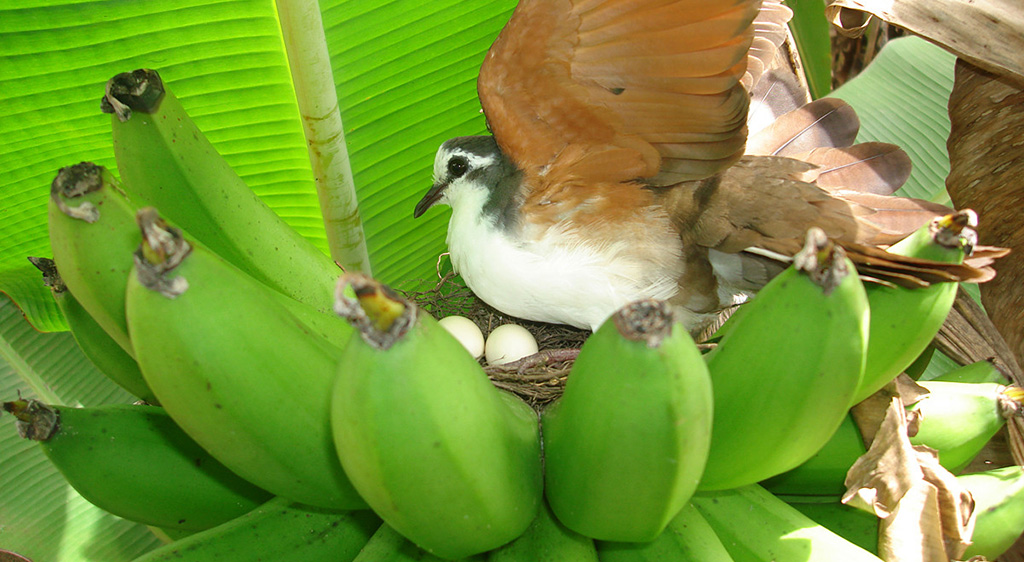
[2,400,271,531]
[132,496,380,562]
[332,273,543,560]
[699,228,869,491]
[102,68,341,314]
[125,209,364,509]
[541,299,713,541]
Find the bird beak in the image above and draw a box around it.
[413,182,447,218]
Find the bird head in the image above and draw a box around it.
[413,136,521,224]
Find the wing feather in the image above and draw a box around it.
[478,0,785,206]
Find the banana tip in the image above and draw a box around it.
[2,399,59,441]
[793,228,850,295]
[101,69,165,122]
[50,162,108,223]
[611,299,676,347]
[934,210,978,254]
[133,208,191,298]
[335,273,414,349]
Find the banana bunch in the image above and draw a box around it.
[488,500,598,562]
[762,375,1022,497]
[758,351,1014,498]
[352,523,487,562]
[8,66,1020,562]
[760,413,867,497]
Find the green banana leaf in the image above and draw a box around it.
[0,0,514,332]
[0,0,959,559]
[788,0,834,99]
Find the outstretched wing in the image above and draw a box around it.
[478,0,788,194]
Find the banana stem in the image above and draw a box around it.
[276,0,373,275]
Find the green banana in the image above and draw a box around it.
[487,500,599,562]
[763,378,1022,495]
[132,496,380,562]
[959,465,1024,561]
[1,399,271,531]
[28,256,157,403]
[909,380,1020,473]
[332,273,543,560]
[541,299,713,542]
[125,209,364,509]
[783,496,879,554]
[102,68,341,313]
[596,503,734,562]
[352,523,486,562]
[760,413,866,498]
[698,228,869,491]
[47,162,142,354]
[923,359,1010,384]
[691,484,883,562]
[854,211,973,403]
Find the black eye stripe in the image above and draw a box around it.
[447,156,469,179]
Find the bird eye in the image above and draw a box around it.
[447,156,469,179]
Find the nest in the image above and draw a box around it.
[396,272,591,409]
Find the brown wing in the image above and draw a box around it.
[478,0,773,199]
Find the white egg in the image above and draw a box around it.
[485,324,539,366]
[438,315,485,358]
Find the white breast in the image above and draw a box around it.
[444,193,683,330]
